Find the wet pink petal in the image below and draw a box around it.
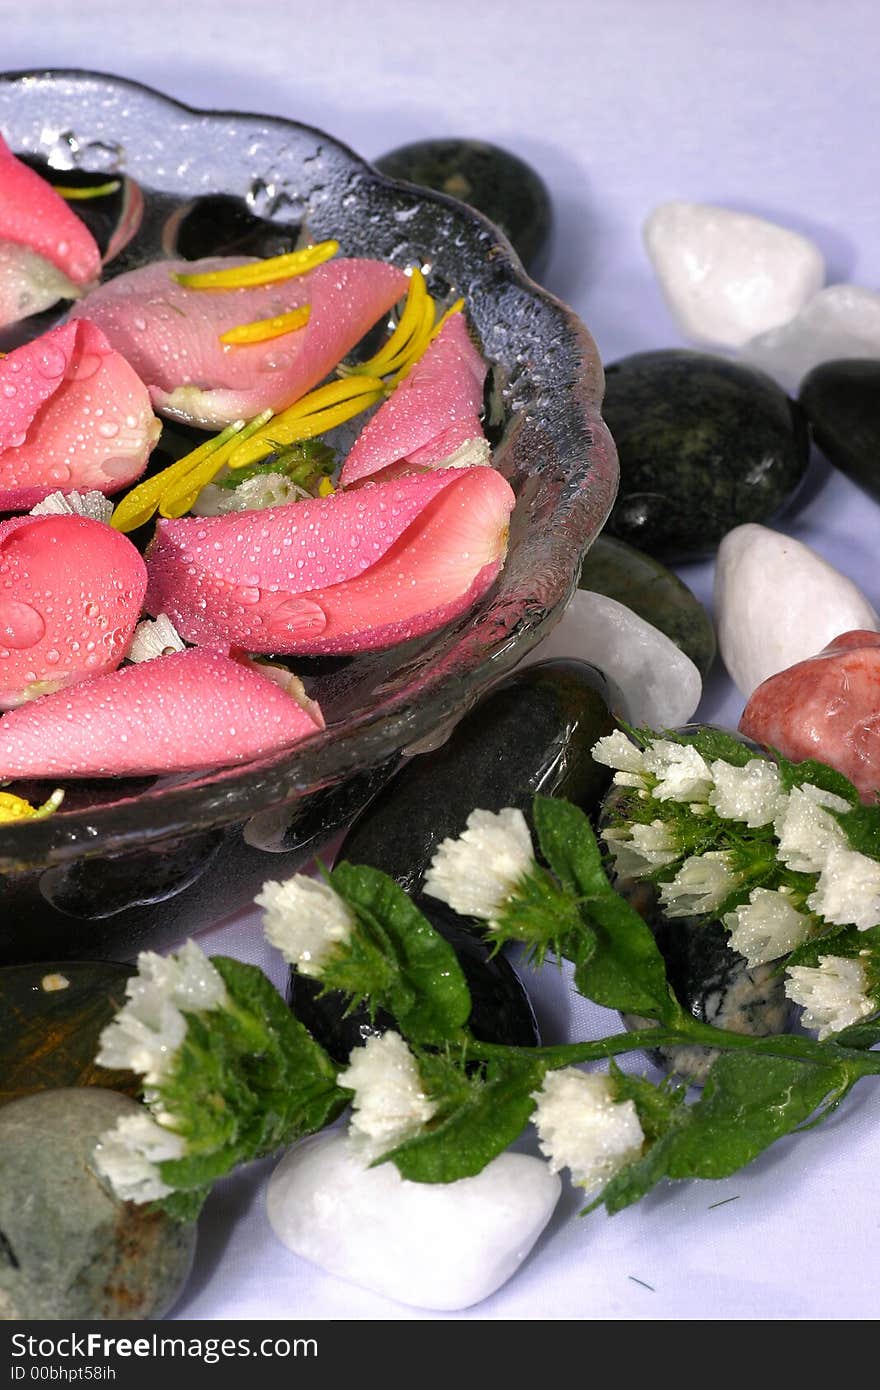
[739,630,880,803]
[0,319,160,511]
[70,255,407,429]
[0,514,147,709]
[0,647,323,778]
[145,467,514,654]
[340,314,489,486]
[0,136,101,326]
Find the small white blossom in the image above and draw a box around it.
[423,807,535,924]
[29,489,114,523]
[807,845,880,930]
[93,1112,186,1204]
[127,614,186,663]
[192,473,311,516]
[602,820,678,881]
[785,955,875,1039]
[643,740,713,803]
[340,1032,437,1158]
[438,437,492,469]
[589,728,645,783]
[96,941,227,1085]
[775,785,850,873]
[708,757,786,827]
[531,1069,644,1193]
[658,852,739,917]
[723,887,812,966]
[257,874,355,977]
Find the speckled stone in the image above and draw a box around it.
[374,138,553,275]
[0,962,137,1106]
[621,885,792,1085]
[0,1089,196,1320]
[799,359,880,502]
[580,534,716,676]
[602,350,810,561]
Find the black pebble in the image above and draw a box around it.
[799,358,880,502]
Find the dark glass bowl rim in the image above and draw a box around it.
[0,69,618,870]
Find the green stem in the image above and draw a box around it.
[466,1020,880,1075]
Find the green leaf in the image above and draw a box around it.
[775,753,860,807]
[531,797,675,1020]
[385,1055,545,1184]
[650,726,755,768]
[330,863,471,1043]
[607,1062,685,1145]
[831,1014,880,1049]
[594,1052,853,1215]
[833,804,880,861]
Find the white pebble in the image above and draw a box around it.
[644,201,824,350]
[520,590,702,728]
[266,1130,560,1312]
[714,523,880,697]
[740,284,880,393]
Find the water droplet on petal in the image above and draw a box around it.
[0,598,46,649]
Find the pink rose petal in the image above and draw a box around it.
[145,467,514,654]
[0,647,323,778]
[0,319,160,511]
[340,313,488,485]
[0,513,147,709]
[0,135,101,325]
[70,255,407,428]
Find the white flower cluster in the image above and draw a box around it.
[423,807,536,926]
[29,489,114,523]
[127,614,187,663]
[257,875,356,978]
[192,473,313,516]
[94,941,228,1203]
[593,733,880,967]
[785,954,875,1040]
[531,1068,644,1193]
[339,1032,438,1160]
[96,939,227,1087]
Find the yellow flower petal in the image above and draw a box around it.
[111,420,248,532]
[227,377,385,469]
[219,305,311,346]
[0,788,65,824]
[339,267,428,377]
[173,241,339,290]
[54,180,121,200]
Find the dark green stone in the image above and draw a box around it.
[602,350,810,561]
[374,138,553,275]
[799,358,880,502]
[0,961,137,1106]
[0,1088,196,1319]
[580,534,716,676]
[337,659,623,901]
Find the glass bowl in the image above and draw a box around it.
[0,70,617,963]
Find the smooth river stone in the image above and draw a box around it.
[522,591,702,729]
[267,1129,560,1311]
[374,138,553,274]
[290,898,538,1062]
[741,285,880,394]
[336,658,621,899]
[740,631,880,803]
[580,534,716,677]
[644,201,825,349]
[715,523,879,697]
[0,1088,195,1320]
[0,961,137,1106]
[602,351,809,561]
[799,359,880,501]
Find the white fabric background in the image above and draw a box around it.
[3,0,879,1319]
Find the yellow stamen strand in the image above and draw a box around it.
[110,420,249,532]
[0,788,65,824]
[55,180,121,200]
[338,267,428,378]
[318,477,335,497]
[227,377,385,470]
[385,295,441,386]
[219,305,311,346]
[159,410,275,517]
[173,241,339,291]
